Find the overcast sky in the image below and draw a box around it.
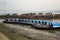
[0,0,60,14]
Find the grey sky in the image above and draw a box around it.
[0,0,60,14]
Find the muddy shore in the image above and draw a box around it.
[0,23,60,40]
[0,32,9,40]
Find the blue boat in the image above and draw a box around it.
[3,19,60,28]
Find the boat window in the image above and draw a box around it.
[10,19,13,21]
[38,21,40,23]
[15,19,17,21]
[5,19,8,21]
[51,23,53,27]
[18,19,20,21]
[42,21,44,24]
[35,21,37,23]
[31,20,33,23]
[45,22,47,25]
[25,20,27,22]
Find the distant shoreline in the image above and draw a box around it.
[0,14,60,19]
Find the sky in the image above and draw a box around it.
[0,0,60,14]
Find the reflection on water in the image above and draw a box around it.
[0,19,60,23]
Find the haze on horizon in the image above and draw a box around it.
[0,0,60,14]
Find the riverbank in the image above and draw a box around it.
[0,32,9,40]
[0,23,60,40]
